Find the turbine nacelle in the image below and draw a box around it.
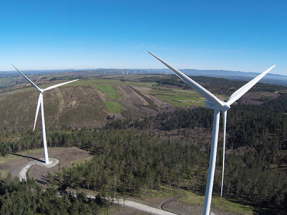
[205,101,230,111]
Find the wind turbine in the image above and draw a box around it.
[148,51,275,215]
[12,64,78,165]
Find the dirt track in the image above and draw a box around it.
[117,196,241,215]
[1,147,240,215]
[0,147,92,185]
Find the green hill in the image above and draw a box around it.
[0,74,284,133]
[0,78,174,132]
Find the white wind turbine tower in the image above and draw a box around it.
[148,51,275,215]
[12,65,78,165]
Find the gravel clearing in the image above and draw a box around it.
[0,147,91,185]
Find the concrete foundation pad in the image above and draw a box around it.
[37,158,59,168]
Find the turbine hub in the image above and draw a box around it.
[205,101,230,111]
[221,103,230,111]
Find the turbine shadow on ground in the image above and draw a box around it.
[34,175,49,185]
[12,153,45,163]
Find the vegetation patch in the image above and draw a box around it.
[66,78,157,88]
[0,177,105,214]
[178,189,205,205]
[0,148,43,165]
[149,88,206,107]
[179,190,254,214]
[0,170,9,179]
[149,87,229,107]
[94,84,119,100]
[121,108,145,119]
[103,101,121,113]
[211,196,254,214]
[69,156,93,166]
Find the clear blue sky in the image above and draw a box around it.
[1,0,286,75]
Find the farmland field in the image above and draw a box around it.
[93,84,119,100]
[149,87,206,107]
[103,101,121,113]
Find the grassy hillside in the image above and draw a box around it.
[0,74,284,134]
[0,77,172,132]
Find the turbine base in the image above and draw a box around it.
[38,158,59,167]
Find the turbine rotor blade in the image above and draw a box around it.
[33,93,42,131]
[148,51,224,107]
[42,79,79,92]
[11,64,42,93]
[221,110,227,198]
[227,65,276,106]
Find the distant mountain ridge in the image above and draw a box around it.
[181,69,287,85]
[1,68,287,85]
[181,68,285,80]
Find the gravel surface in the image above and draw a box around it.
[0,147,91,184]
[18,158,59,181]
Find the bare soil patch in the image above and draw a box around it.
[109,205,151,215]
[132,86,151,95]
[120,85,146,106]
[0,147,91,185]
[93,87,107,102]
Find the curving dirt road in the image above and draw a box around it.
[109,198,176,215]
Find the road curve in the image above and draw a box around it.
[86,196,177,215]
[18,161,176,215]
[18,158,59,181]
[112,199,177,215]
